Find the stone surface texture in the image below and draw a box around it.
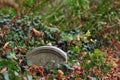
[26,46,67,67]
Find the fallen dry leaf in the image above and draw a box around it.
[77,34,81,41]
[3,25,9,30]
[56,30,61,38]
[87,60,91,64]
[20,48,27,54]
[57,70,64,78]
[38,66,44,77]
[73,65,82,70]
[113,62,118,68]
[18,59,23,64]
[3,25,9,35]
[87,75,93,80]
[23,77,28,80]
[91,5,97,11]
[75,78,83,80]
[32,28,40,36]
[72,66,83,75]
[82,51,87,57]
[3,42,9,50]
[0,67,7,73]
[28,64,44,77]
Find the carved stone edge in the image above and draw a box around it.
[26,46,67,62]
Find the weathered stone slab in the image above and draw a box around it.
[26,46,67,67]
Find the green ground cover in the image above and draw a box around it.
[0,0,120,79]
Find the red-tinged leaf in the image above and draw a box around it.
[38,66,44,77]
[32,28,40,36]
[0,67,7,73]
[3,47,9,51]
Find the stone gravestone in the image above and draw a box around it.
[26,46,67,67]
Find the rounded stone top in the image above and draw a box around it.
[26,46,67,66]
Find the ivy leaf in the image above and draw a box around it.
[10,52,17,60]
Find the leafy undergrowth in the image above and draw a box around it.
[0,0,120,80]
